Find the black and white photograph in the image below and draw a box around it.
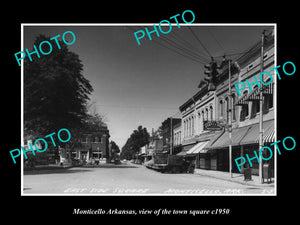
[21,24,276,196]
[4,4,299,221]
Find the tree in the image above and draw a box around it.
[24,34,93,158]
[110,141,120,153]
[120,126,150,160]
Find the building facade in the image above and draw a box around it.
[161,117,181,154]
[73,126,110,163]
[175,30,275,176]
[207,32,275,175]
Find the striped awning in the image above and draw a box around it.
[262,82,274,95]
[235,93,249,105]
[208,125,251,149]
[205,119,275,149]
[239,119,274,145]
[245,87,261,101]
[236,82,274,105]
[186,141,209,154]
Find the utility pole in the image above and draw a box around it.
[228,59,233,178]
[259,30,265,184]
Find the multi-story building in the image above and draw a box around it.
[161,117,181,154]
[178,82,222,169]
[173,121,182,154]
[73,126,110,163]
[176,30,275,176]
[206,32,275,175]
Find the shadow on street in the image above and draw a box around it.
[23,167,92,175]
[23,163,139,175]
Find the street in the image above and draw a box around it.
[23,163,274,195]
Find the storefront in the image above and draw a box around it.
[204,119,275,175]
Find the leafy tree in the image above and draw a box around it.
[110,140,120,153]
[24,34,93,158]
[120,126,150,160]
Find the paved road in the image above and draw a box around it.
[23,163,274,195]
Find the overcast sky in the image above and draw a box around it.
[24,24,274,147]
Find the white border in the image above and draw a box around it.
[21,23,277,196]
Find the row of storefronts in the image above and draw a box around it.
[145,30,275,177]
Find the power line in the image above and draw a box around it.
[152,38,206,64]
[156,34,208,64]
[168,29,210,61]
[187,26,212,58]
[206,27,226,53]
[134,26,207,64]
[127,26,207,65]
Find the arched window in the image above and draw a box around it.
[209,105,213,121]
[225,96,229,122]
[191,116,194,136]
[219,99,224,118]
[198,112,202,133]
[183,120,186,138]
[188,118,191,137]
[205,108,209,121]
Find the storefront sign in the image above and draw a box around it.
[203,120,225,131]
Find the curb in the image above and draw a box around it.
[193,171,274,188]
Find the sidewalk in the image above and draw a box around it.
[194,168,274,187]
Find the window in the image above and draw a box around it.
[225,96,229,122]
[191,116,194,136]
[188,118,191,137]
[183,120,186,138]
[198,112,202,133]
[210,105,213,121]
[219,100,224,118]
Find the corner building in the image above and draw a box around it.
[177,31,275,176]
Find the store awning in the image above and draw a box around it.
[263,127,275,143]
[246,87,261,101]
[177,143,196,156]
[208,125,251,149]
[262,82,274,95]
[186,141,209,154]
[239,119,274,145]
[235,94,249,105]
[235,82,274,105]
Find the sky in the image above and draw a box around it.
[23,24,274,148]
